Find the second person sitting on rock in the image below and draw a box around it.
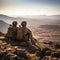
[17,21,33,45]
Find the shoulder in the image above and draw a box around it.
[26,27,32,33]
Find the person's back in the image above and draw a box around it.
[21,27,32,41]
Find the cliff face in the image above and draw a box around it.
[0,20,9,33]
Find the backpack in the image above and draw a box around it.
[17,28,23,40]
[17,27,30,41]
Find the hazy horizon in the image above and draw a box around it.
[0,14,60,18]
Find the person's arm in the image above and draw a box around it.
[29,30,33,40]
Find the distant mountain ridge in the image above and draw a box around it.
[39,25,60,30]
[0,20,9,33]
[24,15,60,19]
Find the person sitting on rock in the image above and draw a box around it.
[6,21,18,41]
[17,21,33,46]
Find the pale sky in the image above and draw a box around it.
[0,0,60,17]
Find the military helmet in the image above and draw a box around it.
[12,21,17,26]
[21,21,27,27]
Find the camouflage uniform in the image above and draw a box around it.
[21,27,32,42]
[17,21,33,45]
[6,21,18,40]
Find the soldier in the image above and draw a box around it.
[12,21,18,40]
[17,21,33,46]
[6,21,18,41]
